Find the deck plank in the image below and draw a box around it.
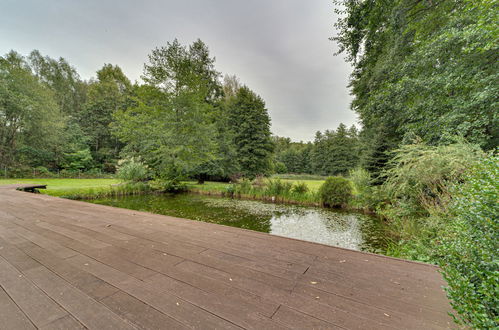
[0,185,454,329]
[23,266,138,330]
[0,287,36,330]
[0,257,68,327]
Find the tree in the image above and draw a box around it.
[114,40,219,180]
[0,51,65,168]
[327,123,357,175]
[227,86,273,178]
[80,64,131,169]
[27,50,86,117]
[333,0,498,152]
[309,124,360,176]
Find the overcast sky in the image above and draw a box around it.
[0,0,356,142]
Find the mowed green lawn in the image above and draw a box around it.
[0,178,120,196]
[280,179,324,192]
[190,178,325,193]
[0,177,325,197]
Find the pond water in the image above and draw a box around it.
[88,193,389,253]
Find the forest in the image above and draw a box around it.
[0,41,363,181]
[0,0,497,327]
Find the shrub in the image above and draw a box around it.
[149,179,188,193]
[235,178,253,195]
[265,179,292,196]
[117,158,149,182]
[223,184,236,197]
[292,182,309,194]
[34,166,51,176]
[252,175,266,188]
[438,153,498,328]
[273,161,287,174]
[382,140,483,214]
[349,168,374,209]
[319,176,353,207]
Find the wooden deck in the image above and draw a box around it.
[0,185,454,329]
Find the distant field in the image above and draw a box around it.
[0,178,120,196]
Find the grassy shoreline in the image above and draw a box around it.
[0,177,365,210]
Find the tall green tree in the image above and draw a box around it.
[227,86,273,178]
[333,0,499,156]
[114,39,219,180]
[80,64,131,169]
[27,50,86,117]
[0,51,65,168]
[328,123,358,175]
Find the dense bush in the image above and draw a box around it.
[235,178,252,195]
[265,179,293,196]
[149,179,188,193]
[319,176,352,207]
[348,168,376,209]
[382,141,483,215]
[438,154,498,328]
[292,181,309,194]
[117,158,149,182]
[377,141,484,261]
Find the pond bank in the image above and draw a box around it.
[88,193,390,253]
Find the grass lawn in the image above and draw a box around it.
[0,178,120,197]
[1,176,325,200]
[279,179,324,192]
[189,178,325,193]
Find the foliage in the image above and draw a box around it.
[27,50,86,116]
[438,153,498,328]
[227,86,273,178]
[2,43,276,181]
[319,177,353,207]
[272,161,287,174]
[334,0,499,156]
[79,64,131,166]
[265,179,293,196]
[382,140,483,215]
[117,158,149,182]
[149,179,188,193]
[348,168,375,209]
[292,181,309,194]
[235,178,253,195]
[0,51,65,168]
[311,124,360,176]
[272,173,327,181]
[62,148,94,172]
[273,123,360,177]
[113,39,220,181]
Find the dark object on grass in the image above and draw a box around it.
[16,185,47,193]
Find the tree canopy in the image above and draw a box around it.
[333,0,498,159]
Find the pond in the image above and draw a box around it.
[88,193,389,253]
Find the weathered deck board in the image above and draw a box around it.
[0,184,454,329]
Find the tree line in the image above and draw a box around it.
[273,123,360,176]
[0,40,274,181]
[0,40,369,182]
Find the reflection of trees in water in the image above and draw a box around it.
[91,194,388,253]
